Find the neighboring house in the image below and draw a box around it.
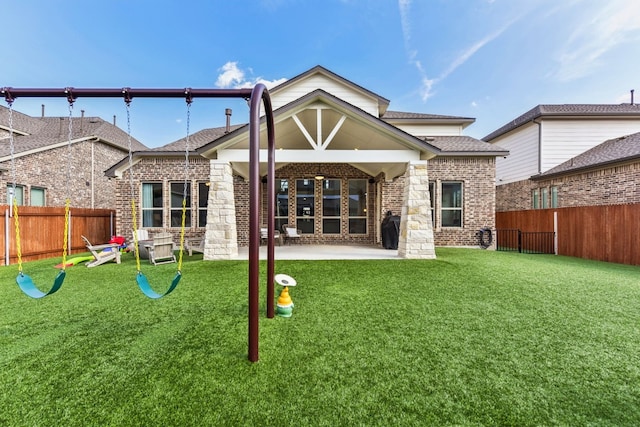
[0,105,147,208]
[483,103,640,211]
[106,65,507,259]
[530,131,640,206]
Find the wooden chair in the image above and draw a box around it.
[260,227,282,246]
[146,232,176,265]
[281,224,301,245]
[131,229,152,259]
[81,235,121,268]
[185,237,205,256]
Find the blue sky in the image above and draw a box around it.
[3,0,640,147]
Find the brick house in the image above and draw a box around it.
[483,103,640,211]
[106,66,507,259]
[0,105,147,208]
[529,131,640,207]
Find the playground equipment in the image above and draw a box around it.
[124,89,189,299]
[2,85,277,362]
[275,273,297,318]
[5,95,74,298]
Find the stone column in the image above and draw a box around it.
[203,161,238,260]
[398,161,436,259]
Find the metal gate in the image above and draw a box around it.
[496,229,555,254]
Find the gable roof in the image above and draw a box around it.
[533,131,640,179]
[270,65,391,115]
[484,104,640,142]
[195,88,442,156]
[0,105,147,159]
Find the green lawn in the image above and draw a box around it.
[2,248,639,426]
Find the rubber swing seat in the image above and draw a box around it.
[136,271,181,299]
[16,270,66,299]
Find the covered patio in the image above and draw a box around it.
[234,244,401,260]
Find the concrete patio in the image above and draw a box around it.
[233,245,401,260]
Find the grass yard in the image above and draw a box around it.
[1,248,639,426]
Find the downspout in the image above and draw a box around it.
[533,118,542,174]
[91,138,98,209]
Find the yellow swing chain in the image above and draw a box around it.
[177,98,191,272]
[125,98,142,273]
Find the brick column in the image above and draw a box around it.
[398,161,436,259]
[203,161,238,260]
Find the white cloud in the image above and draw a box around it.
[215,61,287,89]
[553,1,640,81]
[398,0,518,102]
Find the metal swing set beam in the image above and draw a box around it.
[2,85,277,363]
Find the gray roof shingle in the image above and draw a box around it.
[535,131,640,178]
[483,104,640,141]
[382,110,474,122]
[426,135,509,155]
[0,105,147,158]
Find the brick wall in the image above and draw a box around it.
[115,156,499,248]
[115,156,211,242]
[428,157,496,246]
[0,139,125,209]
[498,160,640,211]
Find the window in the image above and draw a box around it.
[7,185,24,206]
[142,183,163,227]
[348,179,367,234]
[198,182,209,227]
[170,182,191,228]
[275,179,289,232]
[428,182,435,225]
[541,187,548,209]
[31,187,45,206]
[296,179,314,233]
[441,182,462,227]
[532,189,539,209]
[322,179,341,234]
[551,186,558,208]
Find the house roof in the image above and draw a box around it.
[153,124,245,152]
[0,105,147,159]
[195,88,443,156]
[483,104,640,142]
[532,131,640,180]
[270,65,391,115]
[382,110,475,123]
[427,135,509,156]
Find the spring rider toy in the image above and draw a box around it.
[274,274,296,318]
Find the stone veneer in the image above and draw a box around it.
[398,161,436,259]
[203,161,238,260]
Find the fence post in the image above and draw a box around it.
[5,209,9,266]
[518,229,522,253]
[553,211,558,255]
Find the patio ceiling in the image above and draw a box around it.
[199,91,439,181]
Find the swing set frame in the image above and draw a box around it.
[2,85,277,363]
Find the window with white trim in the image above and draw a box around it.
[296,179,314,233]
[198,182,209,227]
[31,187,45,206]
[170,182,191,228]
[348,179,367,234]
[322,179,341,234]
[7,185,24,206]
[142,182,163,227]
[441,182,462,227]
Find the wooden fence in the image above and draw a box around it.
[496,203,640,266]
[1,206,116,265]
